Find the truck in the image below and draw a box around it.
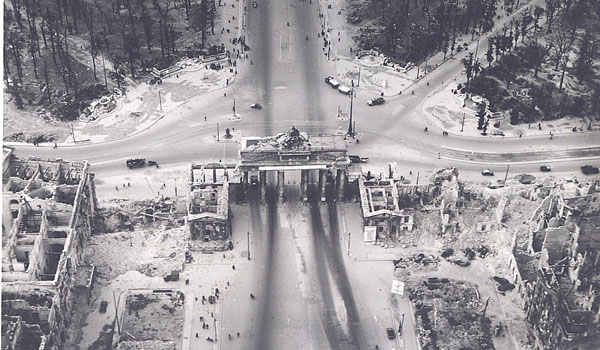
[126,158,146,169]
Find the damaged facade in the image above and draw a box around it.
[359,178,414,241]
[186,163,231,250]
[2,148,98,349]
[358,167,457,241]
[508,182,600,350]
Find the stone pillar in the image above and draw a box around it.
[243,171,249,185]
[278,171,285,202]
[260,171,267,205]
[337,169,346,201]
[319,170,327,201]
[213,167,217,183]
[300,170,309,201]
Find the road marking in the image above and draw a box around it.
[274,86,288,90]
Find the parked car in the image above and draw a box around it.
[540,165,551,172]
[325,76,340,88]
[482,169,495,176]
[581,165,599,175]
[338,85,352,94]
[367,97,385,106]
[250,103,262,109]
[386,327,396,340]
[99,301,108,313]
[252,1,257,8]
[163,270,180,282]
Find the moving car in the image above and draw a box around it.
[581,165,600,175]
[325,76,340,88]
[386,327,396,340]
[250,103,262,109]
[367,97,385,106]
[482,169,495,176]
[252,1,257,8]
[540,165,551,172]
[126,159,146,169]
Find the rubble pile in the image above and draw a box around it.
[99,199,185,233]
[86,226,190,280]
[408,280,494,350]
[115,340,177,350]
[120,292,184,347]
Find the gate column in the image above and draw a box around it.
[278,171,285,202]
[319,170,327,201]
[337,169,346,201]
[260,170,267,205]
[300,170,309,201]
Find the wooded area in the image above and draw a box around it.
[4,0,219,120]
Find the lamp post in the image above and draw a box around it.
[347,82,355,137]
[247,231,251,260]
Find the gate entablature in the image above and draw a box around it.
[238,127,350,202]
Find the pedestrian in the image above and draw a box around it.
[202,300,205,305]
[232,265,235,270]
[211,312,214,317]
[176,74,179,78]
[195,297,198,301]
[54,142,57,149]
[229,334,232,340]
[196,333,199,338]
[237,332,240,338]
[115,185,119,191]
[224,92,227,97]
[227,281,230,286]
[204,116,207,121]
[123,184,126,188]
[127,182,130,187]
[216,288,219,294]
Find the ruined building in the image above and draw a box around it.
[358,167,456,241]
[186,163,231,250]
[359,178,414,241]
[508,183,600,350]
[2,148,98,350]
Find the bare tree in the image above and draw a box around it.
[153,0,173,57]
[82,4,98,80]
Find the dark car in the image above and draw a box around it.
[386,327,396,340]
[163,270,180,282]
[482,169,495,176]
[367,97,385,106]
[126,159,146,169]
[250,103,262,109]
[581,165,599,175]
[99,301,108,314]
[540,165,551,172]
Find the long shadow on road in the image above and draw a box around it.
[308,185,364,349]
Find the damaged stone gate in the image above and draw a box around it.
[1,148,98,350]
